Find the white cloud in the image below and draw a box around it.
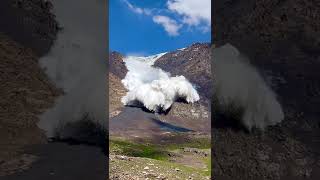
[167,0,211,26]
[121,0,211,36]
[152,15,181,36]
[122,0,151,15]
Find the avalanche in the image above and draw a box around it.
[121,53,200,112]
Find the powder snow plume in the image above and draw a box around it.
[121,54,200,112]
[37,0,107,138]
[213,44,284,130]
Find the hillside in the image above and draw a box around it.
[0,32,60,176]
[213,0,320,179]
[0,0,61,176]
[0,1,107,178]
[154,43,212,102]
[108,46,212,179]
[109,44,212,134]
[0,0,59,56]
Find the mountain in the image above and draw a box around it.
[108,48,212,178]
[153,43,212,132]
[154,43,212,103]
[109,43,212,133]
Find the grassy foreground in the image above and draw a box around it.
[109,136,211,179]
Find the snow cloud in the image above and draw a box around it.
[213,44,284,130]
[121,54,200,112]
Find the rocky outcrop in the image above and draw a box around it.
[0,0,59,56]
[108,51,127,118]
[214,0,320,56]
[109,51,127,79]
[109,72,126,118]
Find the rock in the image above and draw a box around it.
[0,0,59,56]
[257,151,269,161]
[115,155,130,161]
[295,158,308,166]
[183,148,209,157]
[304,168,312,178]
[109,51,127,79]
[109,72,126,116]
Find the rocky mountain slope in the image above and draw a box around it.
[213,0,320,179]
[109,51,127,79]
[109,72,126,118]
[0,1,109,178]
[0,0,61,176]
[108,51,128,119]
[0,0,59,56]
[154,43,212,102]
[0,32,61,176]
[152,43,212,133]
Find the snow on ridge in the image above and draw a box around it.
[125,52,167,65]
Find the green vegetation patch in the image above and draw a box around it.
[166,137,211,150]
[109,139,168,160]
[203,155,211,176]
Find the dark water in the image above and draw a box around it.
[109,107,193,134]
[150,118,193,132]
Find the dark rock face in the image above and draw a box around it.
[0,0,59,56]
[154,43,212,103]
[109,51,128,79]
[214,0,320,56]
[213,0,320,179]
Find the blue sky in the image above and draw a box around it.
[109,0,211,56]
